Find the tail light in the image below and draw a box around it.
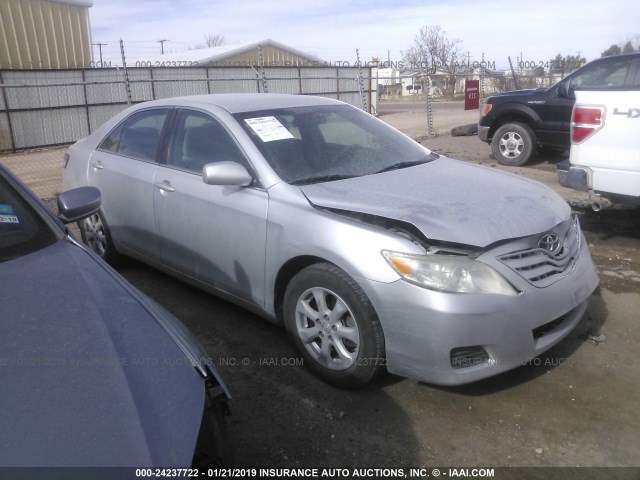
[571,105,605,143]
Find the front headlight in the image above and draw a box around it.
[382,250,518,296]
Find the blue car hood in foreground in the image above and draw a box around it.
[0,241,205,467]
[300,157,570,248]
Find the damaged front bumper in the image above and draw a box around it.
[356,219,600,386]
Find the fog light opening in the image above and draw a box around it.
[450,346,491,370]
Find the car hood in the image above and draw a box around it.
[299,157,569,248]
[489,88,546,99]
[0,241,205,467]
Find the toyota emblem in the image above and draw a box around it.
[538,233,561,253]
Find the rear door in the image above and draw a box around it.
[153,108,269,306]
[88,108,170,259]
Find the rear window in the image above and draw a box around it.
[98,109,169,161]
[0,175,58,262]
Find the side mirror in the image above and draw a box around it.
[556,81,571,99]
[57,186,101,223]
[202,161,252,187]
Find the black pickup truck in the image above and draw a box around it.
[478,53,640,166]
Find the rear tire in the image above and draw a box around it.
[283,263,385,388]
[491,123,535,166]
[79,210,122,266]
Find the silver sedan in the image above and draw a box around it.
[63,93,599,387]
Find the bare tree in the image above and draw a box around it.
[402,25,464,98]
[190,34,226,50]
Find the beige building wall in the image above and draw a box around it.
[210,45,320,67]
[0,0,92,69]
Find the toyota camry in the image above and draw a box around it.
[63,93,599,388]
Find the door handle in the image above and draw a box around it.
[92,160,104,170]
[155,180,175,193]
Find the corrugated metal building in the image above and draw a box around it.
[135,39,325,68]
[0,0,93,69]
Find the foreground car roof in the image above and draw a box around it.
[137,93,345,113]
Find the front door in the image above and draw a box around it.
[153,109,269,307]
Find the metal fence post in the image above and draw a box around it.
[425,79,434,139]
[257,45,268,93]
[81,68,91,134]
[355,49,368,112]
[150,67,156,100]
[479,67,485,112]
[0,72,17,152]
[120,39,133,106]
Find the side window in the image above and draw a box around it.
[570,60,631,89]
[633,63,640,87]
[99,123,124,153]
[98,109,169,161]
[166,110,247,174]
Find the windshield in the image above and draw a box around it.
[234,104,437,185]
[0,173,58,263]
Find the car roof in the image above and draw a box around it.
[139,93,345,114]
[590,52,640,64]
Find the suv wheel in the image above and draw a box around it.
[491,123,535,166]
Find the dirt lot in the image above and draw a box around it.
[3,108,640,477]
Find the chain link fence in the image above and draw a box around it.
[0,66,566,199]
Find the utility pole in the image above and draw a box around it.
[158,39,168,55]
[93,42,107,65]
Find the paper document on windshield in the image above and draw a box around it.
[245,117,294,142]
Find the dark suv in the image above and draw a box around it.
[478,53,640,166]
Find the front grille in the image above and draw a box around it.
[498,218,581,288]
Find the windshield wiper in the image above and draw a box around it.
[291,174,357,186]
[374,158,435,175]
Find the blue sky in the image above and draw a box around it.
[89,0,640,69]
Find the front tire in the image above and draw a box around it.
[283,263,385,388]
[79,210,121,265]
[491,122,535,166]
